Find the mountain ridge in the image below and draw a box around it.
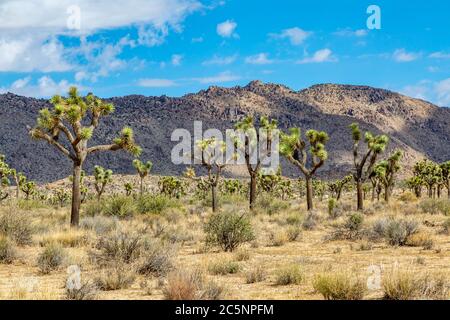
[1,81,449,183]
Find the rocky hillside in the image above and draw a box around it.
[1,81,449,183]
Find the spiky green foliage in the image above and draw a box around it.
[94,166,113,201]
[18,174,36,200]
[414,159,442,198]
[329,174,353,200]
[124,183,134,196]
[440,161,450,198]
[221,179,245,195]
[349,123,389,210]
[234,115,278,209]
[133,159,153,196]
[158,176,186,199]
[280,127,329,210]
[373,150,403,202]
[29,87,141,227]
[0,155,11,202]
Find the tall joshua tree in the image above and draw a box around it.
[374,150,402,203]
[414,159,442,198]
[30,87,141,227]
[280,128,329,211]
[349,123,388,211]
[234,115,278,210]
[133,159,153,196]
[440,161,450,198]
[94,165,113,201]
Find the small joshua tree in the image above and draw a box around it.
[19,175,36,200]
[349,123,388,210]
[10,169,24,199]
[329,174,352,201]
[93,165,113,201]
[280,128,329,210]
[0,155,11,202]
[124,183,134,196]
[185,137,235,212]
[234,115,278,210]
[30,87,141,227]
[133,159,153,196]
[369,165,384,201]
[414,159,442,198]
[373,150,402,202]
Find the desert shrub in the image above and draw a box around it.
[268,230,288,247]
[442,218,450,234]
[0,236,16,264]
[382,269,419,300]
[208,259,240,275]
[286,226,301,241]
[83,200,105,217]
[419,199,450,215]
[39,229,89,248]
[17,199,47,210]
[313,272,366,300]
[233,249,250,261]
[158,176,186,198]
[163,269,224,300]
[275,265,304,285]
[245,265,266,284]
[103,196,137,217]
[95,264,136,291]
[0,211,33,245]
[328,213,364,241]
[161,226,194,244]
[286,214,302,226]
[137,195,177,215]
[328,198,337,218]
[398,192,417,202]
[92,231,143,265]
[255,196,289,215]
[37,243,66,274]
[406,231,434,249]
[302,210,320,230]
[80,216,117,234]
[138,244,175,277]
[385,219,419,246]
[65,282,98,300]
[345,212,364,231]
[204,212,255,252]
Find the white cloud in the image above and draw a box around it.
[435,78,450,106]
[0,0,201,73]
[334,28,368,37]
[137,78,177,87]
[191,37,204,43]
[0,76,79,97]
[297,49,336,64]
[193,71,240,84]
[245,53,273,65]
[393,49,421,62]
[216,20,238,38]
[269,27,311,45]
[429,51,450,59]
[171,54,183,66]
[202,54,237,66]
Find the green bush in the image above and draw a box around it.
[37,243,65,274]
[137,195,177,215]
[385,219,419,246]
[103,196,137,217]
[95,264,136,291]
[208,259,240,275]
[275,265,304,285]
[92,231,143,265]
[255,196,289,215]
[158,176,186,198]
[204,211,255,252]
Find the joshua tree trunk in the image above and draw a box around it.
[249,173,257,210]
[356,181,364,211]
[139,177,144,196]
[71,163,82,227]
[384,185,391,203]
[211,184,218,212]
[305,176,313,211]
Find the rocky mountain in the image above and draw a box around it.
[1,81,450,183]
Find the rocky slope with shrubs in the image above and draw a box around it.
[1,81,450,182]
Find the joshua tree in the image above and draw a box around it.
[234,115,278,210]
[413,159,442,198]
[30,87,141,227]
[185,137,235,212]
[20,176,36,200]
[329,174,353,201]
[9,169,24,199]
[124,182,134,196]
[280,128,329,210]
[373,150,403,202]
[440,161,450,198]
[0,155,11,202]
[93,165,113,201]
[349,123,388,211]
[133,159,153,196]
[405,176,423,198]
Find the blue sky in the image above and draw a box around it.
[0,0,449,106]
